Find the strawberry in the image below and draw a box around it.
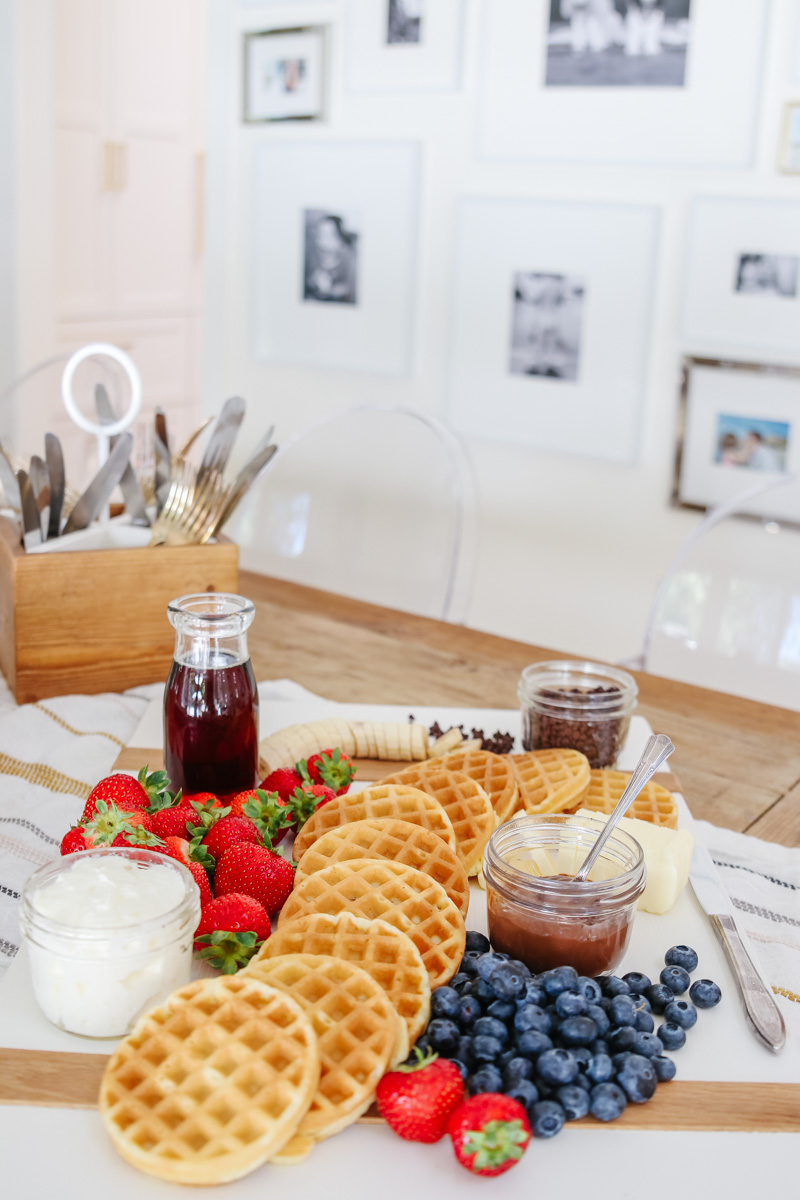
[81,765,171,823]
[159,835,216,877]
[82,801,164,850]
[194,894,270,972]
[447,1095,531,1178]
[214,842,294,914]
[181,792,223,810]
[151,805,195,841]
[260,767,303,802]
[300,748,355,795]
[286,784,335,832]
[226,790,260,818]
[376,1048,464,1143]
[186,860,213,907]
[240,789,293,844]
[60,826,89,855]
[201,815,264,861]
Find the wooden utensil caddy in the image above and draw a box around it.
[0,519,239,702]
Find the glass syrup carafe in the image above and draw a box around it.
[164,593,259,796]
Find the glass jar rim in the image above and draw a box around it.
[518,660,638,712]
[21,847,199,939]
[167,592,255,637]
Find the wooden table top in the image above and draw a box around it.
[242,572,800,848]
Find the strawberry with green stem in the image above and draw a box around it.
[81,765,173,823]
[240,789,294,844]
[193,893,271,973]
[299,748,355,795]
[376,1048,464,1143]
[447,1094,531,1178]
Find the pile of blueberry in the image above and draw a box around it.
[415,934,721,1139]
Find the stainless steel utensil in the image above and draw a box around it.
[196,396,245,486]
[95,384,150,526]
[153,415,172,515]
[62,433,134,535]
[574,733,674,881]
[149,461,231,547]
[17,469,43,550]
[44,433,65,539]
[690,841,786,1053]
[0,442,24,543]
[29,455,50,541]
[174,415,214,462]
[209,442,278,537]
[155,408,169,455]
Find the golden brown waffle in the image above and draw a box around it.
[256,911,431,1043]
[99,975,320,1186]
[293,784,457,860]
[245,953,405,1141]
[431,749,520,824]
[295,817,470,920]
[279,859,465,990]
[574,769,679,829]
[380,765,495,876]
[271,1135,315,1165]
[510,748,591,816]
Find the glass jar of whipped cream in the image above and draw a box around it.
[20,847,201,1038]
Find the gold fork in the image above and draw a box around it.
[149,461,231,546]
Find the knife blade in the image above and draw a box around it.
[28,455,50,542]
[62,433,134,535]
[690,841,786,1053]
[95,384,150,526]
[17,469,43,550]
[0,442,24,543]
[209,442,278,538]
[196,396,245,486]
[44,433,65,538]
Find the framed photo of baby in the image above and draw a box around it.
[545,0,692,87]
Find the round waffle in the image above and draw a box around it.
[99,974,320,1186]
[293,784,457,860]
[256,911,431,1043]
[295,817,470,919]
[573,768,679,829]
[380,765,495,876]
[245,953,406,1141]
[279,859,465,989]
[510,748,591,816]
[432,749,520,824]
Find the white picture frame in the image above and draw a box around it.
[676,358,800,523]
[447,197,659,464]
[682,198,800,356]
[778,102,800,174]
[243,27,327,123]
[477,0,766,167]
[344,0,464,93]
[252,142,420,374]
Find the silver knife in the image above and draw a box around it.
[196,396,245,486]
[209,442,278,537]
[62,433,134,535]
[0,442,24,543]
[29,455,50,542]
[690,841,786,1053]
[44,433,65,538]
[17,469,43,550]
[95,384,150,526]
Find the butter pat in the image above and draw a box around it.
[574,809,693,914]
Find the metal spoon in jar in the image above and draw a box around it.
[573,733,675,882]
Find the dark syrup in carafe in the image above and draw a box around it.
[164,658,259,795]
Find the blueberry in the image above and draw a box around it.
[505,959,532,980]
[634,995,652,1013]
[653,1055,677,1083]
[536,1048,578,1086]
[516,980,546,1008]
[586,1052,614,1084]
[476,952,506,983]
[631,1032,662,1059]
[506,1080,539,1108]
[529,1099,566,1138]
[474,1016,508,1045]
[612,1052,632,1072]
[576,976,603,1004]
[558,1084,590,1120]
[468,978,495,1005]
[586,1004,611,1037]
[665,945,698,973]
[497,1048,517,1071]
[590,1039,609,1056]
[664,1000,697,1030]
[595,996,613,1013]
[601,975,631,997]
[503,1056,535,1088]
[464,931,491,954]
[450,1059,469,1082]
[645,983,673,1014]
[542,966,579,997]
[622,972,651,995]
[571,1046,593,1070]
[426,1018,460,1055]
[472,1035,504,1063]
[690,979,722,1009]
[489,961,527,1000]
[487,999,516,1023]
[430,987,461,1020]
[610,995,637,1027]
[450,973,472,993]
[617,1053,657,1103]
[590,1082,627,1122]
[458,996,482,1028]
[516,1030,553,1058]
[555,990,587,1018]
[459,950,482,977]
[558,1016,598,1047]
[634,1011,655,1033]
[468,1065,504,1094]
[514,1004,552,1035]
[657,1022,687,1051]
[457,1035,474,1067]
[608,1026,636,1052]
[660,966,690,995]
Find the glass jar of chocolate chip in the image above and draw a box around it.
[518,661,638,769]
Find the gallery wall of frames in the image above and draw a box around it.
[206,0,800,661]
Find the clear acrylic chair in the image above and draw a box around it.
[624,473,800,710]
[228,404,478,623]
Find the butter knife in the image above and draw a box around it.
[690,841,786,1053]
[209,442,278,537]
[44,433,65,538]
[62,433,134,535]
[196,396,245,486]
[29,455,50,542]
[17,469,43,550]
[95,384,150,526]
[0,442,24,543]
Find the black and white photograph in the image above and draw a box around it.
[243,27,326,122]
[544,0,692,88]
[387,0,424,45]
[302,209,360,306]
[734,254,799,299]
[508,272,585,381]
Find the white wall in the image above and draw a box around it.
[205,0,800,664]
[0,0,15,398]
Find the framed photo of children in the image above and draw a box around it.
[243,27,327,123]
[675,358,800,523]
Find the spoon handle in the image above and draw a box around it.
[574,733,675,882]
